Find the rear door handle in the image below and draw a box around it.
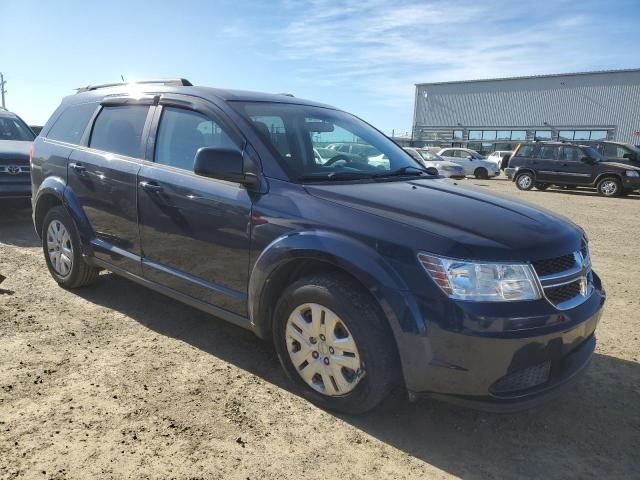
[69,162,86,173]
[139,181,163,193]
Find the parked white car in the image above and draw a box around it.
[486,150,513,169]
[403,148,465,179]
[437,148,499,179]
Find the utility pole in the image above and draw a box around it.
[0,73,6,108]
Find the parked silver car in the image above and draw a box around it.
[437,148,499,179]
[403,148,465,179]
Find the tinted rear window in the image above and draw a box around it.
[89,106,149,158]
[47,103,97,144]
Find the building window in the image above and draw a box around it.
[535,130,553,140]
[468,130,482,140]
[452,129,463,140]
[590,130,607,140]
[511,131,526,141]
[496,130,511,140]
[573,131,590,141]
[558,130,574,140]
[481,130,496,140]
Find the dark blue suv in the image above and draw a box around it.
[31,79,605,413]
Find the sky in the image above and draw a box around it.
[1,0,639,135]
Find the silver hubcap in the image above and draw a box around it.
[46,220,73,277]
[601,181,617,195]
[518,175,532,189]
[285,303,363,396]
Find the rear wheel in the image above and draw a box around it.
[597,177,621,197]
[534,183,549,190]
[515,172,534,190]
[273,273,400,414]
[474,167,488,179]
[42,206,99,288]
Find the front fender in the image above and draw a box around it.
[248,230,425,340]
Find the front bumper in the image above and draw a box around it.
[390,274,605,411]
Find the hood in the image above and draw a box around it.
[0,140,32,163]
[428,160,463,169]
[306,178,582,261]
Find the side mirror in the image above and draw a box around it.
[425,166,439,176]
[581,156,594,164]
[466,155,474,160]
[194,147,257,186]
[623,153,633,160]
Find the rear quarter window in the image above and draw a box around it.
[46,102,98,144]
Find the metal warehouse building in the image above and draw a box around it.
[412,68,640,154]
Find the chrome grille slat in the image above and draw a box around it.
[532,246,593,310]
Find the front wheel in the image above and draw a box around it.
[42,206,100,288]
[474,167,488,179]
[515,172,534,190]
[273,274,400,414]
[597,177,621,197]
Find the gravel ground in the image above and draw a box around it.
[1,180,639,480]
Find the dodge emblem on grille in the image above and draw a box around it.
[6,165,21,175]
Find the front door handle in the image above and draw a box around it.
[69,162,86,173]
[139,181,163,193]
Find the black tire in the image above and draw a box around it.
[596,177,622,197]
[474,167,488,179]
[42,206,100,288]
[515,172,534,190]
[272,273,400,414]
[534,183,549,191]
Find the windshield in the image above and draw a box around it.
[417,150,442,162]
[0,116,35,141]
[232,102,424,181]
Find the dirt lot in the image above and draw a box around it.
[1,180,639,480]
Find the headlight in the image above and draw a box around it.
[625,170,640,177]
[418,253,541,302]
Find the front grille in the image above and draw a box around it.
[491,361,551,394]
[532,254,576,277]
[545,279,582,304]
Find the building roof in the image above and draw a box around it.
[415,68,640,87]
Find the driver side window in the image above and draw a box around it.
[155,107,236,171]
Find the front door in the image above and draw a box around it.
[137,99,252,316]
[67,102,154,272]
[556,146,595,185]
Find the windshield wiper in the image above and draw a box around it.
[373,166,429,178]
[298,171,375,182]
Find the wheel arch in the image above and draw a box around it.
[248,230,416,343]
[594,172,623,186]
[34,177,93,245]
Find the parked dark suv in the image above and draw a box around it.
[0,107,35,199]
[506,141,640,196]
[31,80,605,413]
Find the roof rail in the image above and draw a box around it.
[0,106,7,111]
[278,93,295,97]
[75,78,193,93]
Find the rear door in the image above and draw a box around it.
[533,144,560,182]
[137,95,252,316]
[67,98,155,272]
[556,146,594,185]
